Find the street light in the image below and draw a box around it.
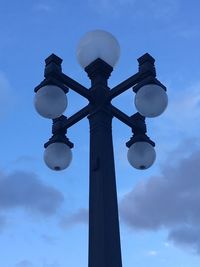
[34,29,167,267]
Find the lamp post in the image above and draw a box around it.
[34,30,168,267]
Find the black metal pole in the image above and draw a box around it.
[86,59,122,267]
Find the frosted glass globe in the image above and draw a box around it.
[44,142,72,171]
[127,142,156,170]
[135,84,168,118]
[34,85,67,119]
[76,30,120,68]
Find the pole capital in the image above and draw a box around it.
[137,53,156,77]
[44,53,63,77]
[85,58,113,81]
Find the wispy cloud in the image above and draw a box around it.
[87,0,179,19]
[60,208,88,229]
[146,0,179,20]
[12,155,38,164]
[0,215,6,231]
[34,3,53,13]
[16,260,33,267]
[145,80,200,163]
[0,71,15,118]
[42,260,61,267]
[178,27,200,39]
[164,81,200,132]
[41,233,57,244]
[88,0,136,16]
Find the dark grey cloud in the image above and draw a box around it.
[60,208,88,229]
[119,146,200,254]
[168,226,200,253]
[0,170,64,216]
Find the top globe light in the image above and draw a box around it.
[76,30,120,68]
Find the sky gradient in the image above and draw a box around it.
[0,0,200,267]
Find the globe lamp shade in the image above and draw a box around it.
[34,85,67,119]
[127,142,156,170]
[135,84,168,118]
[44,142,72,171]
[76,29,120,68]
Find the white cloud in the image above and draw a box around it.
[164,242,170,247]
[147,250,158,256]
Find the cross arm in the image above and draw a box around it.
[109,73,140,100]
[52,104,90,133]
[64,104,90,129]
[109,53,158,100]
[59,73,91,100]
[109,104,135,128]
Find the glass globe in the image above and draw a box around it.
[76,29,120,68]
[34,85,67,119]
[135,84,168,118]
[127,142,156,170]
[44,142,72,171]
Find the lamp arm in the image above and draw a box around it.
[59,73,91,100]
[109,72,140,100]
[109,104,135,128]
[43,53,91,100]
[48,104,90,148]
[109,53,158,100]
[60,104,90,130]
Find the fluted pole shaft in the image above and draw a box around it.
[86,59,122,267]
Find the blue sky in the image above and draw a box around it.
[0,0,200,266]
